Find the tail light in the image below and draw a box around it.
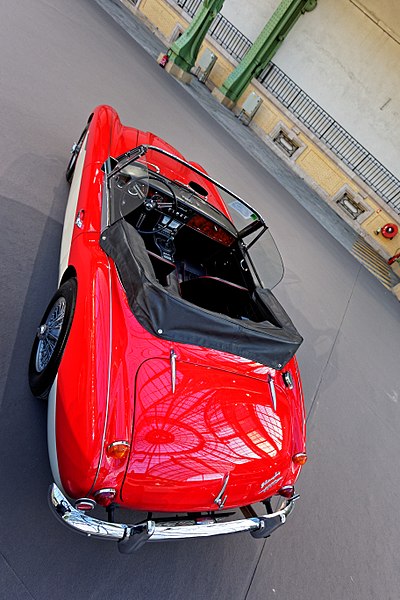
[106,441,130,460]
[293,452,308,466]
[94,488,117,506]
[278,485,295,498]
[74,498,96,511]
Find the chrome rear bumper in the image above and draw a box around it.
[49,483,298,553]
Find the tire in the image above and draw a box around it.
[66,124,88,184]
[28,278,77,400]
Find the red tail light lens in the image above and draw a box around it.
[278,485,295,498]
[94,488,116,506]
[293,452,308,466]
[74,498,96,511]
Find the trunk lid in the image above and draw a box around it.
[121,356,293,512]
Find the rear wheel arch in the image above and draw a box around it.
[59,266,77,287]
[28,278,77,400]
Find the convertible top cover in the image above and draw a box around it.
[100,220,303,368]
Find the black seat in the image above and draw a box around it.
[147,250,179,294]
[180,276,260,320]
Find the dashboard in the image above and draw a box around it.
[137,179,236,253]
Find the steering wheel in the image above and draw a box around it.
[125,174,180,241]
[129,174,178,214]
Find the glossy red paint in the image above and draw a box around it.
[121,357,292,511]
[54,105,306,510]
[56,233,111,498]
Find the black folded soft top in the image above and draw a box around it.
[100,220,303,369]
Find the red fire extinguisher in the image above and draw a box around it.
[159,53,169,68]
[388,251,400,265]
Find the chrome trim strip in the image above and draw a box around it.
[87,257,113,497]
[170,349,177,394]
[74,498,96,510]
[94,488,116,497]
[107,441,130,451]
[49,484,297,547]
[101,171,110,231]
[268,375,277,411]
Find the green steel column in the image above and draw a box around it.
[219,0,317,103]
[168,0,225,73]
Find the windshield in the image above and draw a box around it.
[103,145,284,289]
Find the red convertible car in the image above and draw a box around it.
[29,105,306,553]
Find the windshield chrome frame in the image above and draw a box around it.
[144,145,266,239]
[101,145,283,287]
[102,145,267,239]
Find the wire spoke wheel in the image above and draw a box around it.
[29,279,77,400]
[35,297,67,372]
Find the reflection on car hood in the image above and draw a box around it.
[121,357,293,512]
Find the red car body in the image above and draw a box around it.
[30,106,306,551]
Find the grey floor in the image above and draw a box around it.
[0,1,399,599]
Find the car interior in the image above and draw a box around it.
[112,169,274,323]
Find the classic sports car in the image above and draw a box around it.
[29,105,306,553]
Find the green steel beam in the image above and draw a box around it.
[220,0,317,103]
[168,0,225,73]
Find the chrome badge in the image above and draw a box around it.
[260,471,282,493]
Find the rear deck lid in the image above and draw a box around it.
[121,356,293,512]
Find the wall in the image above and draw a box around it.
[233,78,400,262]
[224,0,400,180]
[129,0,400,290]
[220,0,279,42]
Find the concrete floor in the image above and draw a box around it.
[0,1,399,599]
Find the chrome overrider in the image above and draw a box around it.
[49,484,299,554]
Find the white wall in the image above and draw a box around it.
[221,0,280,42]
[221,0,400,179]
